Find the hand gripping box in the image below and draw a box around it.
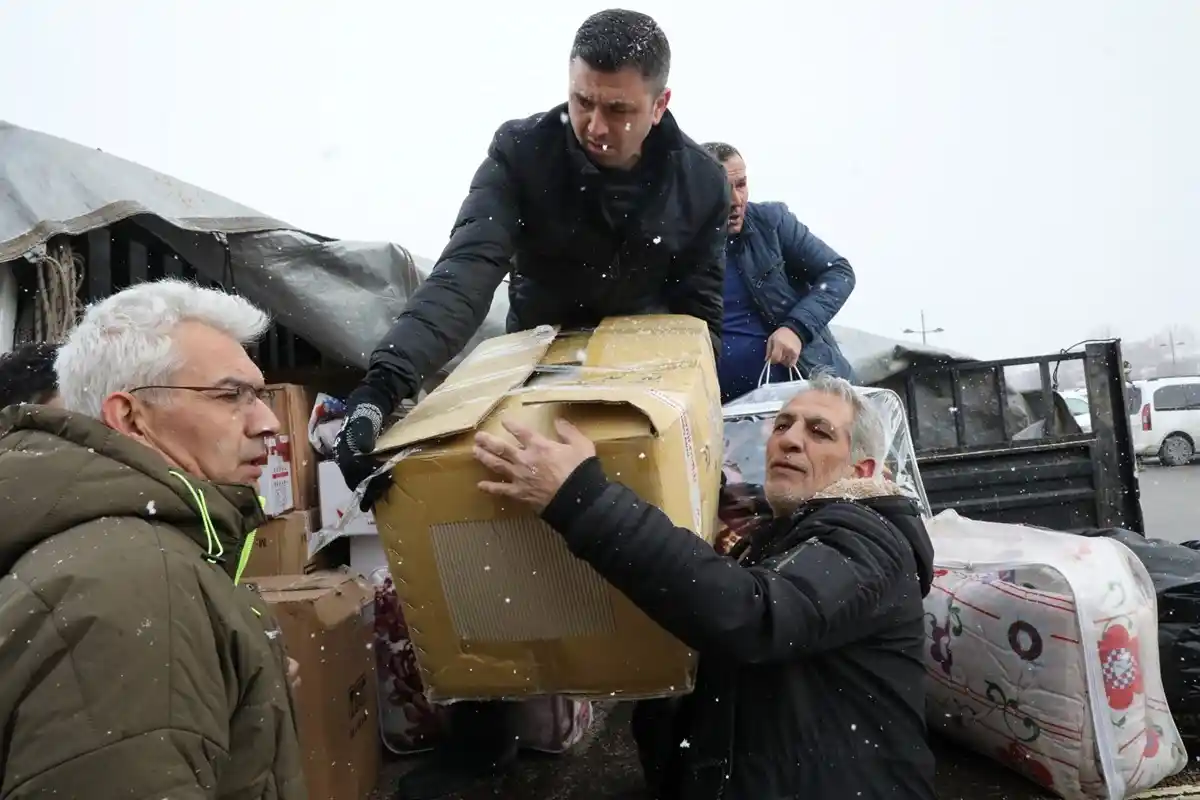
[371,315,723,701]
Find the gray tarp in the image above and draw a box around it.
[0,120,447,369]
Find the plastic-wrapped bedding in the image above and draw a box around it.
[925,510,1187,799]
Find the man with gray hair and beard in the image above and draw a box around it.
[470,372,938,799]
[0,280,305,799]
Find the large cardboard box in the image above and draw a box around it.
[254,571,380,800]
[241,509,325,579]
[372,315,723,701]
[265,383,319,510]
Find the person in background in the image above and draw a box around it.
[337,10,730,799]
[0,280,306,799]
[704,142,856,402]
[0,342,61,408]
[472,372,937,799]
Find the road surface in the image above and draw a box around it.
[1139,462,1200,543]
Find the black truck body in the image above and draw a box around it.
[873,340,1144,533]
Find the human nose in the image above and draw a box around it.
[778,423,806,454]
[248,396,281,438]
[587,111,609,139]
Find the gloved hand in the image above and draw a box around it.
[334,386,394,512]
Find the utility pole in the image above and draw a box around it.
[903,310,945,345]
[1161,329,1186,374]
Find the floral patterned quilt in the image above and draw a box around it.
[925,510,1187,799]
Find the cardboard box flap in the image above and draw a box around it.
[581,314,712,367]
[542,332,592,365]
[254,571,373,629]
[252,571,356,594]
[310,578,373,629]
[522,386,688,436]
[375,325,559,454]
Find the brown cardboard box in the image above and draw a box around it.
[241,509,326,579]
[372,315,723,701]
[254,571,380,800]
[265,383,319,510]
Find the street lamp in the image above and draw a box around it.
[903,310,945,345]
[1161,338,1185,372]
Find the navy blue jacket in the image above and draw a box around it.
[727,202,855,380]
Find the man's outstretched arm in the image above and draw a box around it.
[360,135,522,410]
[337,128,523,497]
[542,459,910,664]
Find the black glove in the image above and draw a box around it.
[335,386,394,512]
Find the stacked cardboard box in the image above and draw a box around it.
[265,383,319,510]
[256,383,321,518]
[251,572,380,800]
[240,509,328,579]
[245,383,381,800]
[369,315,723,702]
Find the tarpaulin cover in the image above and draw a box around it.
[0,120,517,371]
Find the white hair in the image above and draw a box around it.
[804,371,887,464]
[56,279,270,418]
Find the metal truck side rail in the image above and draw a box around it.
[892,341,1143,533]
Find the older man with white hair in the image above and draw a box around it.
[472,372,938,799]
[0,280,306,799]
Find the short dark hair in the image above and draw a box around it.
[571,9,671,93]
[704,142,741,163]
[0,342,60,408]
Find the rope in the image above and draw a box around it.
[32,240,83,343]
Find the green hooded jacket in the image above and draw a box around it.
[0,406,307,799]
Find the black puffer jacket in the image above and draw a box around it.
[542,468,938,800]
[362,103,730,406]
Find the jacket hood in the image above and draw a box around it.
[811,477,936,597]
[0,405,265,576]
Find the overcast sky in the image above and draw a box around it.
[1,1,1196,359]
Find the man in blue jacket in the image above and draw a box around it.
[704,142,856,402]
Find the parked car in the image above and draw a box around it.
[1059,389,1092,432]
[1130,375,1200,466]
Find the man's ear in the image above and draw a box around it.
[852,458,878,479]
[652,88,671,124]
[100,392,148,440]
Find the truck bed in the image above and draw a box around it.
[895,341,1144,534]
[370,702,1200,799]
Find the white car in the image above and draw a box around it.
[1130,376,1200,466]
[1059,389,1092,433]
